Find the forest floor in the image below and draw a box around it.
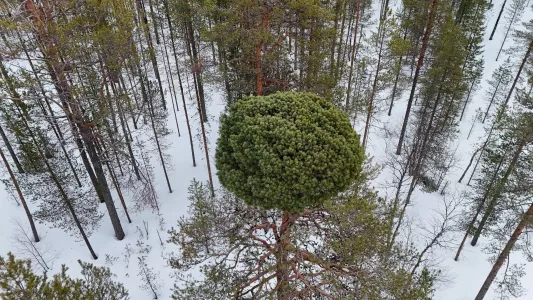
[0,0,532,299]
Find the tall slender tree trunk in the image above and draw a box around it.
[159,23,181,136]
[163,0,196,167]
[362,21,386,148]
[459,147,482,183]
[7,82,97,257]
[475,198,533,300]
[498,38,533,119]
[0,145,39,242]
[0,123,23,173]
[471,138,526,246]
[483,77,502,123]
[184,0,208,122]
[147,92,173,193]
[275,212,293,300]
[459,76,477,121]
[147,0,160,44]
[137,0,167,110]
[345,1,361,113]
[389,55,404,116]
[115,83,142,180]
[496,3,519,61]
[396,0,439,155]
[455,157,503,261]
[489,0,507,40]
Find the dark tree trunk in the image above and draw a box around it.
[489,0,507,40]
[397,0,439,155]
[475,198,533,300]
[498,38,533,120]
[483,77,502,123]
[0,145,39,242]
[163,0,196,167]
[455,157,503,261]
[137,0,167,110]
[184,1,208,122]
[471,138,526,246]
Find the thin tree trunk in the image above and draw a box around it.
[7,81,97,257]
[159,22,181,136]
[163,0,196,166]
[0,123,23,173]
[397,0,439,155]
[345,1,361,113]
[362,22,385,148]
[498,38,533,120]
[474,198,533,300]
[147,92,173,193]
[496,4,519,61]
[106,161,132,223]
[459,147,482,183]
[459,77,477,121]
[115,84,142,180]
[137,0,167,110]
[17,33,64,141]
[389,55,404,116]
[455,157,503,261]
[483,77,502,123]
[471,138,526,246]
[489,0,507,40]
[184,1,208,122]
[0,145,39,242]
[147,0,160,44]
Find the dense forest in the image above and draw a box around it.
[0,0,532,299]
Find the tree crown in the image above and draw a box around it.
[215,92,364,212]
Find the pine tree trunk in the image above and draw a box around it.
[396,0,439,155]
[498,38,533,119]
[275,212,293,299]
[137,0,167,110]
[496,3,519,61]
[147,0,160,44]
[475,199,533,300]
[163,0,196,167]
[106,161,132,224]
[0,145,39,242]
[0,123,23,173]
[471,138,526,246]
[459,77,477,121]
[345,1,361,113]
[389,55,404,116]
[195,87,215,197]
[184,1,208,122]
[159,23,181,136]
[455,157,503,261]
[483,77,502,123]
[459,147,482,183]
[6,73,97,257]
[362,21,386,148]
[147,92,173,193]
[489,0,507,40]
[115,86,142,181]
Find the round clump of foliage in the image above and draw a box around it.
[215,92,365,213]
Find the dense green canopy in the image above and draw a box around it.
[215,92,364,212]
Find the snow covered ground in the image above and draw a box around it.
[1,0,532,299]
